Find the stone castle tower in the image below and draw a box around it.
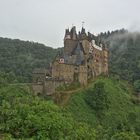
[32,26,109,95]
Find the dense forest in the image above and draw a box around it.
[0,38,58,82]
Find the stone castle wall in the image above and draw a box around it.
[32,79,65,96]
[52,61,88,86]
[52,62,75,82]
[43,79,64,95]
[78,65,88,86]
[32,83,44,95]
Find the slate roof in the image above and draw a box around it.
[71,42,85,55]
[70,42,85,65]
[53,41,86,66]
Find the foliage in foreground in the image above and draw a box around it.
[67,77,140,139]
[111,132,139,140]
[0,85,96,140]
[0,77,140,139]
[85,82,110,118]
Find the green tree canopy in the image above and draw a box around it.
[85,81,109,117]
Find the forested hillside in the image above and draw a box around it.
[67,77,140,139]
[0,85,97,139]
[99,30,140,93]
[0,37,58,82]
[0,77,139,139]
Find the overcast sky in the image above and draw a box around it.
[0,0,140,48]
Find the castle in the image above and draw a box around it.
[32,26,108,95]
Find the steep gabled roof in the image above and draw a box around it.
[71,42,86,55]
[71,42,85,65]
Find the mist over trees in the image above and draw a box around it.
[98,29,140,93]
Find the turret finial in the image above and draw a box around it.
[82,21,85,28]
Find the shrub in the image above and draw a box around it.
[85,82,110,117]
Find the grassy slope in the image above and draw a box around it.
[66,89,98,126]
[66,77,140,129]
